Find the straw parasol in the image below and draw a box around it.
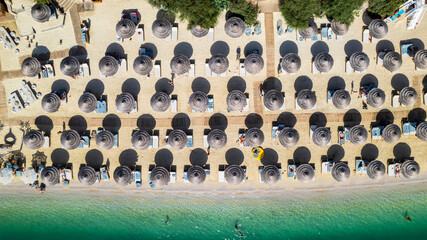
[332,89,351,109]
[401,160,420,179]
[331,162,350,182]
[40,166,60,186]
[170,55,190,75]
[260,165,280,185]
[99,56,119,77]
[168,129,188,150]
[209,54,229,74]
[187,165,206,184]
[264,89,284,110]
[31,4,51,23]
[296,89,316,109]
[113,166,132,186]
[78,92,97,113]
[314,53,334,72]
[116,19,136,39]
[281,53,301,73]
[383,52,402,72]
[152,19,172,39]
[298,21,318,38]
[133,55,153,75]
[60,130,80,150]
[21,57,41,77]
[367,160,385,180]
[224,17,245,38]
[227,90,246,111]
[399,87,417,107]
[331,20,349,36]
[23,130,45,150]
[191,25,209,38]
[367,88,385,108]
[244,53,264,74]
[207,129,227,149]
[245,128,265,147]
[382,124,401,143]
[369,19,388,39]
[131,130,151,150]
[60,56,80,77]
[95,130,115,150]
[150,92,170,112]
[416,122,427,141]
[278,127,299,148]
[224,165,245,185]
[414,49,427,69]
[312,127,331,147]
[78,166,97,186]
[116,92,135,113]
[41,93,61,113]
[150,166,170,187]
[348,125,368,145]
[189,91,208,112]
[296,164,315,183]
[349,51,369,72]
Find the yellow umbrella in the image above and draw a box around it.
[252,147,264,160]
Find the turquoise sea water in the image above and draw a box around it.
[1,184,427,240]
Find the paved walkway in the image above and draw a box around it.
[264,12,275,77]
[69,4,83,45]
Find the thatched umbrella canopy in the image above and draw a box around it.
[40,166,59,186]
[41,93,61,113]
[296,164,315,183]
[331,162,350,182]
[382,124,401,143]
[60,56,80,77]
[187,165,206,184]
[331,20,349,36]
[332,89,350,109]
[416,122,427,141]
[31,4,51,23]
[95,130,115,150]
[191,25,209,38]
[99,56,119,77]
[369,19,388,39]
[244,53,264,74]
[78,166,97,186]
[401,160,420,179]
[209,54,229,74]
[224,165,245,185]
[414,49,427,69]
[281,53,301,73]
[296,89,316,109]
[314,53,334,72]
[150,92,170,112]
[132,130,151,150]
[23,130,45,150]
[114,166,132,186]
[189,91,208,112]
[260,165,280,185]
[278,127,299,148]
[133,55,153,75]
[348,125,368,145]
[116,92,135,113]
[298,21,318,38]
[264,89,284,111]
[399,87,417,107]
[224,17,245,38]
[383,52,402,72]
[367,160,385,180]
[168,129,188,150]
[150,166,170,187]
[245,128,264,147]
[78,92,97,113]
[60,130,80,150]
[367,88,385,108]
[21,57,41,77]
[207,129,227,149]
[227,90,246,111]
[350,51,369,72]
[312,127,331,147]
[170,55,190,75]
[152,19,172,39]
[116,19,136,39]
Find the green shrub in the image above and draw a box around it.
[212,0,229,11]
[34,0,51,4]
[320,0,365,25]
[367,0,406,18]
[228,0,258,26]
[279,0,317,29]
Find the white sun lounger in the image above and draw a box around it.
[189,63,195,77]
[151,135,159,148]
[345,60,353,73]
[392,95,400,107]
[205,63,211,77]
[362,29,369,43]
[120,59,127,72]
[239,63,246,76]
[203,134,209,147]
[312,61,319,74]
[154,63,161,77]
[137,28,144,42]
[171,98,177,112]
[243,97,249,111]
[43,136,50,148]
[172,27,178,40]
[218,170,225,182]
[208,28,214,41]
[424,92,427,105]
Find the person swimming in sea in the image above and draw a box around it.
[165,215,169,224]
[405,211,412,222]
[235,220,244,237]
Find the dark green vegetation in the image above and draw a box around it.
[228,0,258,26]
[279,0,317,29]
[367,0,406,18]
[34,0,51,4]
[319,0,365,25]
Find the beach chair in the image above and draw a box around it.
[272,124,284,140]
[239,62,246,76]
[362,29,369,43]
[401,43,414,58]
[154,62,161,77]
[424,92,427,105]
[44,64,54,78]
[377,51,386,66]
[327,90,334,104]
[321,27,327,40]
[328,27,333,40]
[116,34,122,43]
[208,28,214,41]
[131,101,138,113]
[172,26,178,40]
[322,161,334,173]
[100,167,109,181]
[203,134,209,147]
[187,135,193,148]
[218,165,225,182]
[287,164,296,178]
[171,96,177,113]
[312,60,319,74]
[243,95,249,111]
[311,34,318,41]
[337,34,343,41]
[372,126,384,140]
[410,122,416,135]
[356,159,368,174]
[392,94,400,107]
[43,135,50,148]
[403,122,411,135]
[170,168,176,183]
[78,136,90,148]
[150,135,159,148]
[388,163,401,177]
[95,100,107,113]
[189,63,195,77]
[297,31,303,41]
[137,28,144,42]
[133,170,142,187]
[310,125,317,139]
[205,62,211,77]
[120,59,127,72]
[207,96,214,112]
[130,12,137,25]
[345,60,353,73]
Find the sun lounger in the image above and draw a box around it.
[372,36,378,43]
[79,63,90,77]
[288,164,296,178]
[207,96,214,112]
[321,27,327,40]
[120,59,127,72]
[310,125,317,139]
[337,34,343,41]
[410,122,416,135]
[403,122,410,135]
[203,134,209,147]
[130,12,137,25]
[205,63,211,77]
[328,27,333,40]
[150,135,159,148]
[130,101,138,113]
[312,60,319,74]
[327,90,333,103]
[362,29,369,43]
[240,62,246,76]
[44,64,54,78]
[172,26,178,40]
[372,126,384,140]
[311,34,318,41]
[424,92,427,105]
[95,100,107,113]
[43,136,50,148]
[208,28,214,41]
[78,136,90,148]
[243,97,249,111]
[392,94,400,107]
[388,163,401,177]
[154,63,161,77]
[100,167,109,181]
[345,60,353,73]
[272,124,284,140]
[377,52,386,66]
[183,170,189,183]
[401,43,413,58]
[137,28,144,42]
[322,161,334,173]
[356,159,368,174]
[189,63,195,77]
[170,170,176,183]
[297,31,303,41]
[171,97,177,113]
[133,170,141,187]
[218,169,225,182]
[187,135,193,148]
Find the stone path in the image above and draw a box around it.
[264,12,275,77]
